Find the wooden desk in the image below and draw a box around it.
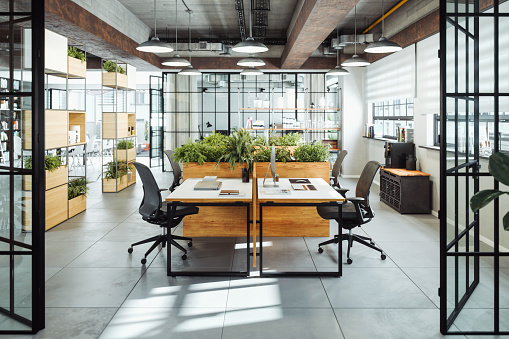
[165,178,252,276]
[257,178,345,277]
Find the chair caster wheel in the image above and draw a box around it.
[182,254,187,260]
[128,247,133,254]
[318,247,323,253]
[188,242,193,247]
[141,258,147,265]
[347,258,353,265]
[381,253,387,260]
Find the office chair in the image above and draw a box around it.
[330,150,348,198]
[316,160,385,264]
[129,162,198,264]
[164,150,182,192]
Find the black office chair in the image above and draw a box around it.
[128,162,198,264]
[316,160,385,264]
[164,149,183,192]
[330,150,348,198]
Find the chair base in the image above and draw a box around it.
[318,231,386,264]
[128,232,192,264]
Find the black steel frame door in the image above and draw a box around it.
[149,75,163,168]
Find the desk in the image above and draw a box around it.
[165,178,252,277]
[257,178,345,277]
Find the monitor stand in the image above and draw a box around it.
[262,163,279,188]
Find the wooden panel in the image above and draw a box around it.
[183,206,250,237]
[46,165,68,190]
[262,206,329,237]
[102,113,128,139]
[45,110,68,149]
[114,148,136,162]
[102,72,128,89]
[182,162,244,180]
[382,168,430,177]
[67,56,86,78]
[103,175,128,192]
[128,164,136,186]
[45,184,68,230]
[68,111,86,144]
[22,175,32,191]
[22,110,32,150]
[21,194,32,232]
[68,194,86,218]
[255,162,329,183]
[128,113,136,136]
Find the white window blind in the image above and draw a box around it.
[365,44,415,103]
[416,33,439,115]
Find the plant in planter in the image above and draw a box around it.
[103,160,133,182]
[203,132,229,148]
[68,177,90,200]
[173,139,208,165]
[103,60,126,75]
[117,140,134,149]
[274,132,303,146]
[67,46,86,63]
[470,152,509,230]
[217,129,255,171]
[255,145,292,163]
[293,143,329,162]
[24,155,63,172]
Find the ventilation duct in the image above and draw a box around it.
[332,34,376,49]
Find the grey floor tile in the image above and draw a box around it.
[334,308,461,339]
[100,221,162,242]
[362,215,439,242]
[65,209,132,224]
[222,307,344,339]
[44,267,145,307]
[45,222,119,243]
[377,241,440,268]
[99,307,224,339]
[45,241,95,267]
[322,267,436,309]
[122,267,230,308]
[227,277,331,308]
[453,309,509,334]
[401,267,440,307]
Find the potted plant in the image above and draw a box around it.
[216,129,255,172]
[67,46,86,78]
[115,139,135,162]
[23,155,67,191]
[103,159,134,192]
[470,152,509,230]
[68,177,89,217]
[102,60,127,88]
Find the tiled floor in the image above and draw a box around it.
[1,158,504,338]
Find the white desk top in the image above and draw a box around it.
[257,178,344,202]
[165,178,252,202]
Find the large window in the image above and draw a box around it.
[372,98,414,139]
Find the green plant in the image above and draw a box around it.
[103,60,126,74]
[24,155,63,171]
[217,129,255,171]
[470,152,509,230]
[144,121,149,141]
[204,145,227,162]
[275,132,303,146]
[254,145,293,163]
[24,157,32,169]
[173,139,208,165]
[103,160,133,181]
[293,143,329,162]
[116,140,134,149]
[68,178,90,200]
[67,46,86,63]
[203,132,229,147]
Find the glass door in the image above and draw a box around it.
[149,75,163,168]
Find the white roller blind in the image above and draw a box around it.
[365,44,415,103]
[416,33,439,115]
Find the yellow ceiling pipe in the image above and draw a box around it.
[362,0,409,34]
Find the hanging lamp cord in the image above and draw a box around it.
[153,0,157,38]
[175,0,178,52]
[354,5,357,55]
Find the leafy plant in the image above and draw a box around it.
[68,177,90,200]
[293,143,329,162]
[24,157,32,169]
[103,160,133,181]
[144,121,149,141]
[254,145,293,163]
[203,132,229,148]
[103,60,126,74]
[470,152,509,230]
[24,155,63,171]
[117,140,134,149]
[217,129,255,171]
[173,139,208,165]
[67,46,86,63]
[204,145,227,163]
[274,132,303,146]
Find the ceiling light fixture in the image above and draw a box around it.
[162,0,191,67]
[341,5,370,67]
[365,0,402,53]
[327,27,349,76]
[240,67,263,76]
[136,0,173,53]
[232,0,268,54]
[179,10,201,76]
[237,54,266,67]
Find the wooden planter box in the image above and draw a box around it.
[255,161,330,183]
[45,184,68,230]
[102,72,128,89]
[68,194,86,218]
[103,175,128,192]
[102,113,128,139]
[23,110,68,150]
[128,166,136,186]
[22,165,68,191]
[182,162,245,180]
[322,140,338,149]
[114,148,136,162]
[67,56,86,78]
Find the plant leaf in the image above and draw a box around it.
[470,189,508,211]
[489,152,509,186]
[504,211,509,231]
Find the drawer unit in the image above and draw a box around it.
[380,168,431,214]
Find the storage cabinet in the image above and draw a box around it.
[380,168,431,214]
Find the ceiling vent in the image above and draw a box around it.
[332,34,376,49]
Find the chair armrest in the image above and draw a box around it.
[335,187,349,198]
[346,197,364,202]
[159,188,168,192]
[345,197,365,223]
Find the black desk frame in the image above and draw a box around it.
[259,201,343,277]
[166,201,250,277]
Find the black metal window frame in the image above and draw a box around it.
[371,98,414,139]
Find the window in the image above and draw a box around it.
[372,98,414,139]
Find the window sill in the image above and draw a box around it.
[419,145,440,151]
[362,136,395,142]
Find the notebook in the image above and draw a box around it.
[289,178,311,184]
[194,180,222,190]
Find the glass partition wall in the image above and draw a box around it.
[440,0,509,334]
[0,0,45,334]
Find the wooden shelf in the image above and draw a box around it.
[102,72,128,89]
[68,111,86,145]
[67,56,86,79]
[239,108,340,111]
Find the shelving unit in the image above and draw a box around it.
[22,30,89,231]
[0,79,21,164]
[101,59,137,192]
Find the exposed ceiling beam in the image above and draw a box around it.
[281,0,360,69]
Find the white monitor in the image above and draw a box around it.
[263,145,278,187]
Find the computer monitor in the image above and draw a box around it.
[263,145,278,187]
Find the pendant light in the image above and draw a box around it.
[327,27,349,76]
[179,10,201,76]
[162,0,191,67]
[240,66,263,76]
[137,0,173,53]
[342,5,370,67]
[232,0,268,53]
[237,54,265,67]
[365,0,402,53]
